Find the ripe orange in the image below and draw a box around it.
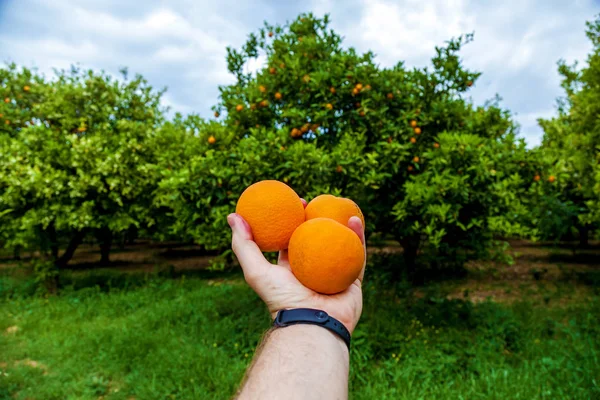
[280,146,285,151]
[259,85,267,93]
[5,120,9,125]
[269,67,276,75]
[24,85,30,92]
[548,175,556,183]
[330,87,336,94]
[359,110,365,117]
[352,88,359,95]
[208,135,216,144]
[413,156,420,163]
[336,165,343,173]
[236,180,305,252]
[467,81,473,87]
[414,127,422,135]
[260,100,269,107]
[305,194,364,227]
[410,137,417,144]
[289,218,364,294]
[214,111,220,118]
[534,175,541,182]
[268,31,274,37]
[301,124,310,133]
[407,165,414,172]
[355,83,363,91]
[433,143,440,148]
[4,98,9,103]
[275,92,282,100]
[387,93,394,100]
[365,84,371,91]
[410,120,418,128]
[325,103,333,110]
[236,104,244,112]
[291,128,301,137]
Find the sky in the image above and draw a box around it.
[0,0,598,146]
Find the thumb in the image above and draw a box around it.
[227,213,269,282]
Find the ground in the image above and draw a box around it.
[0,240,598,399]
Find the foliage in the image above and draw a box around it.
[0,66,165,270]
[537,15,600,244]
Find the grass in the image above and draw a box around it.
[0,265,599,399]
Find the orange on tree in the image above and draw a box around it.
[301,123,310,133]
[352,88,359,95]
[235,180,305,252]
[410,137,417,144]
[291,128,301,137]
[410,120,418,128]
[275,92,282,100]
[355,83,363,91]
[4,98,9,103]
[214,111,220,118]
[336,165,343,173]
[268,31,274,37]
[269,67,276,75]
[260,99,269,107]
[386,93,394,100]
[305,194,365,227]
[259,85,267,93]
[5,120,9,125]
[433,142,440,148]
[407,165,414,171]
[325,103,333,110]
[23,85,30,91]
[364,84,371,91]
[330,87,336,94]
[413,156,420,163]
[467,81,473,87]
[208,135,216,144]
[548,175,556,183]
[534,175,541,182]
[359,110,366,117]
[236,104,244,112]
[414,127,422,135]
[288,218,364,294]
[302,74,310,83]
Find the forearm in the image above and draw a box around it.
[236,324,350,400]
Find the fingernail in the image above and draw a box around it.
[227,214,236,229]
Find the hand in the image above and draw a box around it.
[227,206,366,334]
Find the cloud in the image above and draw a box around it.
[0,0,598,146]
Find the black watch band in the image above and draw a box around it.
[273,308,351,349]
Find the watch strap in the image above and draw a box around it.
[273,308,351,349]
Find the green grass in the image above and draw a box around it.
[0,269,599,399]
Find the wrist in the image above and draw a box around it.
[271,324,349,358]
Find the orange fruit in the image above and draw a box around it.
[260,100,269,107]
[268,31,274,37]
[291,128,301,137]
[407,165,414,172]
[303,74,310,83]
[269,67,276,75]
[413,156,420,163]
[301,123,310,133]
[259,85,267,93]
[359,110,365,117]
[433,142,440,148]
[352,88,359,95]
[336,165,343,173]
[414,127,422,135]
[467,81,473,87]
[275,92,282,100]
[330,87,336,94]
[4,98,9,103]
[214,111,220,118]
[5,120,10,125]
[548,175,556,183]
[236,180,305,252]
[355,83,363,91]
[208,135,216,144]
[365,84,371,91]
[289,218,364,294]
[236,104,244,112]
[24,85,30,91]
[305,194,365,227]
[533,175,541,182]
[410,120,418,128]
[410,137,417,144]
[325,103,333,110]
[387,93,394,100]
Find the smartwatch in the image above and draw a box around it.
[273,308,351,349]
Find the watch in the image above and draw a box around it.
[273,308,351,349]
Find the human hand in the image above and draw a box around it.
[227,205,366,334]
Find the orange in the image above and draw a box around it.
[407,165,414,172]
[355,83,363,91]
[301,123,310,133]
[336,165,343,173]
[236,104,244,112]
[289,218,364,294]
[260,100,269,107]
[24,85,30,91]
[352,88,359,95]
[291,128,301,137]
[467,81,473,87]
[413,156,420,163]
[359,110,365,117]
[214,111,220,118]
[325,103,333,110]
[303,74,310,83]
[208,135,216,144]
[433,142,440,148]
[259,85,267,93]
[330,87,336,94]
[305,194,365,227]
[534,175,541,182]
[268,31,274,37]
[236,180,305,252]
[410,120,418,128]
[269,67,276,75]
[4,98,9,103]
[250,103,257,110]
[414,127,422,135]
[410,137,417,144]
[275,92,282,100]
[548,175,556,183]
[387,93,394,100]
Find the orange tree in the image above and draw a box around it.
[0,66,165,286]
[162,14,528,274]
[537,15,600,245]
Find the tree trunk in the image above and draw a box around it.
[398,235,421,278]
[56,230,87,268]
[99,228,113,264]
[578,226,589,248]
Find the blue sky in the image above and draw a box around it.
[1,0,598,146]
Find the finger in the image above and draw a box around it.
[348,216,367,282]
[227,213,269,280]
[300,198,307,208]
[347,216,365,245]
